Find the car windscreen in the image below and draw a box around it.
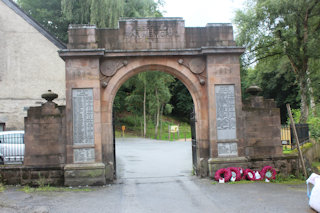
[0,133,24,144]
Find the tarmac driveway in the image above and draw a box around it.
[0,138,314,213]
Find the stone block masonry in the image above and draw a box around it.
[24,101,66,167]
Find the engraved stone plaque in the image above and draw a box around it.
[218,143,238,157]
[72,88,94,145]
[74,148,95,163]
[120,19,185,49]
[215,85,236,140]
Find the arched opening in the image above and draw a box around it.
[112,70,195,179]
[100,59,209,179]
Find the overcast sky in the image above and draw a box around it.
[162,0,246,27]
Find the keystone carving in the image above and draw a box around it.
[100,59,128,77]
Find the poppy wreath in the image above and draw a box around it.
[228,167,241,181]
[261,166,276,180]
[243,168,256,181]
[214,168,232,182]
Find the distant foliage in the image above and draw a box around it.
[18,0,69,42]
[169,79,194,120]
[235,0,320,123]
[18,0,163,43]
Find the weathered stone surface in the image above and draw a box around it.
[243,95,282,158]
[208,157,248,178]
[24,102,66,167]
[64,163,106,186]
[0,165,64,186]
[56,18,289,184]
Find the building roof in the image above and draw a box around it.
[1,0,66,49]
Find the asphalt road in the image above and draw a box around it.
[0,138,315,213]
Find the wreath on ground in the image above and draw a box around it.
[214,168,232,182]
[261,166,277,180]
[243,169,256,181]
[228,167,241,181]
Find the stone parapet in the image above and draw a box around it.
[67,18,238,51]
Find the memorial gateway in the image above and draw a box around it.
[2,18,298,186]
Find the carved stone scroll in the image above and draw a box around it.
[178,57,206,85]
[178,58,205,74]
[100,59,128,77]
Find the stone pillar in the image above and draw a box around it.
[63,25,106,186]
[243,87,282,157]
[24,90,66,167]
[206,53,247,177]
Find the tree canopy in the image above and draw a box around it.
[18,0,163,43]
[235,0,320,122]
[17,0,69,42]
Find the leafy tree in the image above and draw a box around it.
[169,79,193,120]
[18,0,69,42]
[115,71,174,138]
[18,0,163,43]
[245,56,301,123]
[124,0,163,18]
[146,72,174,138]
[234,0,320,122]
[61,0,124,28]
[61,0,163,28]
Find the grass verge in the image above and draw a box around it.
[0,183,5,192]
[212,174,305,185]
[20,185,93,193]
[283,142,313,154]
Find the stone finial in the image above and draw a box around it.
[246,86,262,96]
[41,90,58,102]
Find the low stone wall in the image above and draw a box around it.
[0,165,64,186]
[304,142,320,162]
[208,155,299,178]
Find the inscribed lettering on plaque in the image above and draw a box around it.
[215,85,236,140]
[72,88,94,145]
[74,148,95,163]
[218,143,238,157]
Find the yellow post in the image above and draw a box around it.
[121,125,126,138]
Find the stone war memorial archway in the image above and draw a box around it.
[54,18,294,186]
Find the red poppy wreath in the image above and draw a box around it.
[228,167,241,181]
[243,168,256,181]
[261,166,276,180]
[214,168,232,182]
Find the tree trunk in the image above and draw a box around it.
[306,70,315,115]
[160,104,164,140]
[299,75,309,123]
[154,88,160,139]
[143,81,147,138]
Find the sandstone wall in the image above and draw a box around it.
[0,1,65,130]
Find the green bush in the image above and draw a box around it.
[308,116,320,139]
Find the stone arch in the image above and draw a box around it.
[59,18,253,186]
[100,57,209,172]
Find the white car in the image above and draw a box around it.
[0,131,25,164]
